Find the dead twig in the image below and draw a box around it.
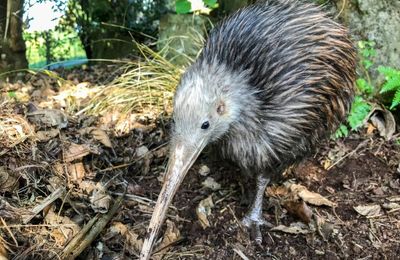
[233,245,250,260]
[111,192,155,206]
[327,139,369,170]
[0,217,18,247]
[334,0,347,19]
[96,141,168,175]
[60,194,124,259]
[22,187,66,224]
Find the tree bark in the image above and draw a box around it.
[0,0,28,79]
[44,31,52,65]
[74,0,93,60]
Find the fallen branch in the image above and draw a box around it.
[60,194,124,259]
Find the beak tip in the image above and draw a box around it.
[139,142,206,259]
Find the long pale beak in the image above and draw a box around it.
[139,140,206,260]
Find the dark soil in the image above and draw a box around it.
[127,136,400,260]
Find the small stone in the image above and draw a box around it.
[198,165,210,176]
[315,250,325,255]
[202,177,221,190]
[135,146,149,157]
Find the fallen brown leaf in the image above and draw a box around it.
[78,180,97,194]
[266,185,289,198]
[35,129,59,142]
[79,127,113,148]
[0,166,19,193]
[68,162,86,181]
[196,195,214,229]
[267,182,335,223]
[0,197,28,221]
[354,204,382,217]
[283,199,313,223]
[114,113,137,136]
[267,185,312,222]
[154,220,181,259]
[89,183,111,213]
[289,184,336,207]
[368,105,396,140]
[27,109,68,129]
[271,222,312,234]
[0,114,34,148]
[45,206,80,247]
[63,143,91,162]
[382,203,400,210]
[108,222,143,254]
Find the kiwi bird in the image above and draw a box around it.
[140,0,356,258]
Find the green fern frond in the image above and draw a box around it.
[380,77,400,93]
[391,88,400,109]
[348,96,371,130]
[378,66,400,110]
[378,66,400,78]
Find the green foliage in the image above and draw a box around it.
[204,0,218,8]
[347,96,372,130]
[356,78,374,96]
[336,40,400,139]
[58,0,166,59]
[358,40,376,70]
[355,40,376,99]
[24,29,86,68]
[334,40,376,139]
[334,96,372,138]
[334,124,349,139]
[175,0,219,14]
[176,0,192,13]
[378,66,400,109]
[7,91,17,99]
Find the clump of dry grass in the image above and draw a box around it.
[86,26,208,116]
[0,101,35,150]
[87,44,185,115]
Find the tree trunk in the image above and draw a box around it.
[0,0,28,79]
[44,31,52,65]
[77,0,93,60]
[79,31,93,60]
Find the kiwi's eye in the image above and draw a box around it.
[201,121,210,129]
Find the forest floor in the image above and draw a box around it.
[0,66,399,260]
